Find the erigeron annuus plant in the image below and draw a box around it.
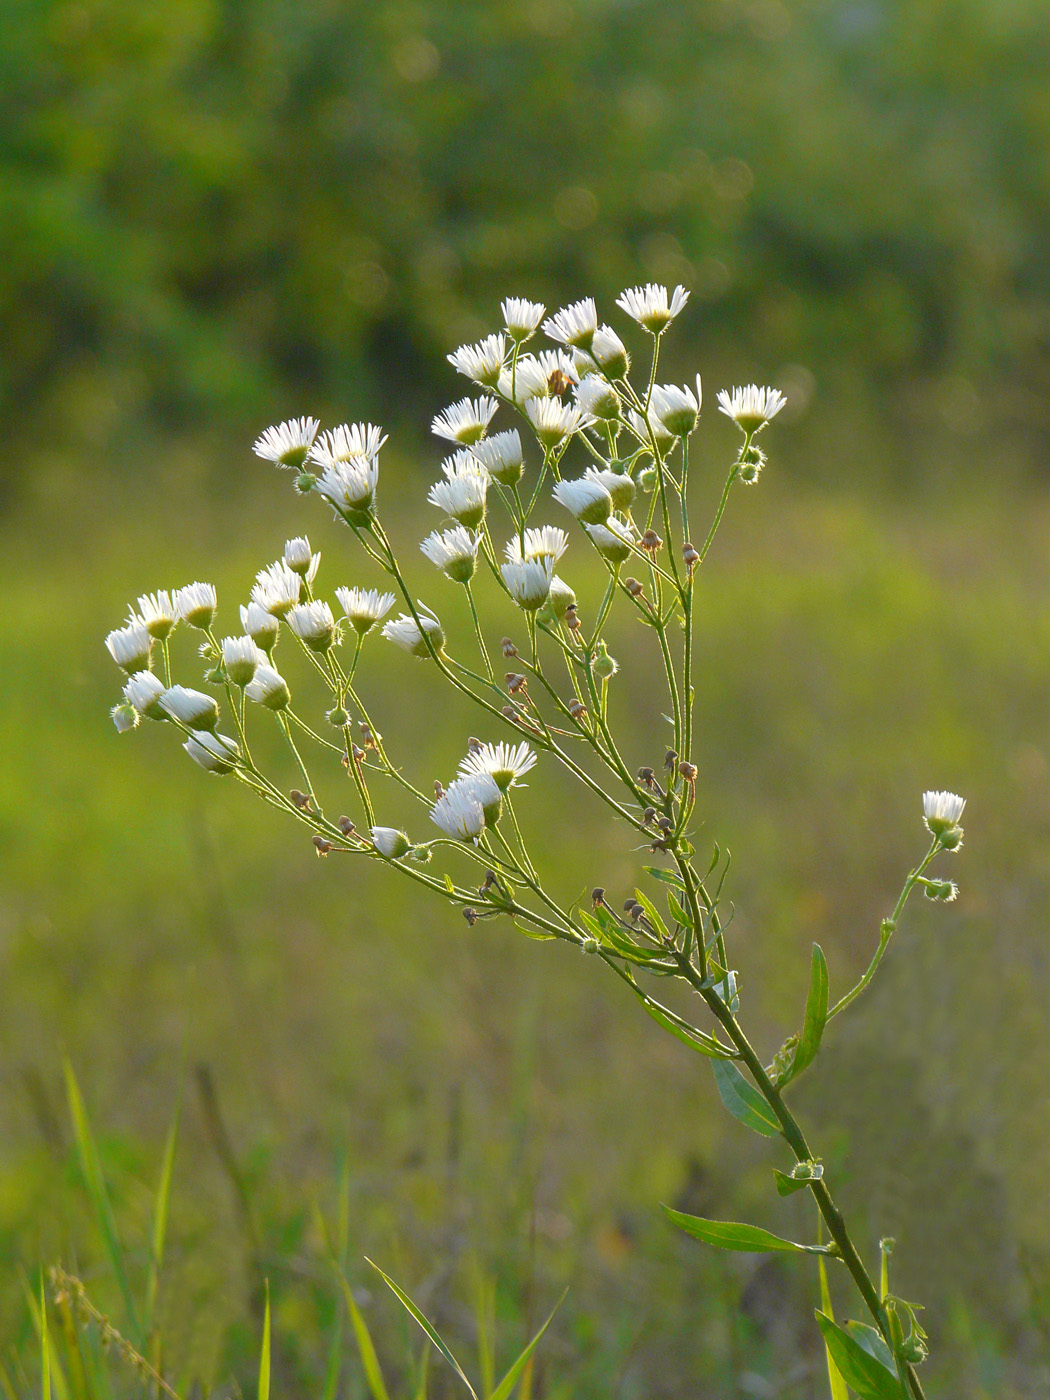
[106,285,964,1399]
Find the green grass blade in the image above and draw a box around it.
[146,1102,181,1336]
[321,1314,343,1400]
[40,1276,50,1400]
[366,1260,478,1400]
[258,1281,271,1400]
[62,1062,141,1342]
[414,1343,431,1400]
[339,1275,392,1400]
[818,1256,850,1400]
[488,1289,566,1400]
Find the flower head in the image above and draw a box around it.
[650,377,703,438]
[923,790,966,846]
[288,600,338,652]
[313,454,380,522]
[251,561,302,618]
[504,526,568,565]
[240,602,280,651]
[575,324,629,380]
[131,590,177,640]
[585,516,637,563]
[382,607,444,658]
[124,671,167,719]
[105,621,152,673]
[309,422,387,464]
[627,407,675,453]
[575,375,621,421]
[283,536,320,580]
[220,637,262,688]
[447,334,506,388]
[615,283,689,333]
[428,454,489,528]
[335,587,396,635]
[111,701,138,733]
[716,384,787,433]
[421,526,481,583]
[431,396,499,446]
[159,685,220,730]
[458,740,536,792]
[502,297,546,341]
[245,663,291,710]
[501,557,554,610]
[253,417,320,469]
[543,297,598,349]
[430,778,487,842]
[471,429,523,486]
[371,827,411,859]
[525,395,586,449]
[174,582,217,630]
[584,465,635,511]
[552,476,613,525]
[184,730,240,773]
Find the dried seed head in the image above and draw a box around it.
[641,529,663,553]
[591,887,605,906]
[313,836,332,856]
[352,744,366,762]
[664,750,679,770]
[290,789,312,810]
[434,780,445,798]
[623,898,639,915]
[638,766,655,785]
[506,673,528,694]
[567,698,587,719]
[501,637,518,657]
[682,542,700,568]
[679,761,698,781]
[338,815,355,835]
[624,576,644,597]
[467,736,483,754]
[464,907,478,925]
[642,806,657,825]
[658,815,673,832]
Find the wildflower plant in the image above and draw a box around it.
[106,285,965,1398]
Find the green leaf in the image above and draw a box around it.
[258,1282,271,1400]
[147,1101,180,1334]
[787,944,828,1083]
[40,1275,50,1400]
[578,909,664,965]
[444,875,455,895]
[818,1258,850,1400]
[772,1161,823,1196]
[846,1321,898,1374]
[814,1313,906,1399]
[340,1277,392,1400]
[642,866,685,891]
[631,890,670,941]
[367,1260,479,1400]
[666,891,690,928]
[663,1206,833,1255]
[711,1060,781,1137]
[628,983,736,1058]
[487,1288,566,1400]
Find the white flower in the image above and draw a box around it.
[430,778,487,842]
[447,334,506,388]
[716,384,787,432]
[471,429,523,485]
[458,740,537,792]
[131,590,176,640]
[111,701,138,733]
[251,561,302,618]
[159,685,220,730]
[283,536,320,580]
[650,377,703,438]
[552,476,613,525]
[371,827,411,859]
[288,600,338,651]
[421,526,481,583]
[923,790,966,836]
[309,422,387,464]
[335,587,396,635]
[543,297,598,349]
[525,395,586,449]
[245,663,291,709]
[428,455,489,528]
[575,324,629,379]
[615,283,689,333]
[585,516,637,563]
[501,557,554,610]
[240,602,280,651]
[105,621,152,673]
[584,466,635,511]
[313,454,379,521]
[184,730,240,773]
[627,407,675,453]
[546,575,576,615]
[504,526,568,565]
[575,374,621,421]
[222,635,264,687]
[502,297,546,340]
[173,582,217,630]
[124,671,167,719]
[253,417,320,469]
[431,396,499,446]
[382,607,444,657]
[497,350,576,406]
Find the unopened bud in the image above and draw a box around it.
[327,707,349,727]
[638,465,657,492]
[295,472,317,493]
[581,936,599,953]
[313,835,332,856]
[591,641,618,680]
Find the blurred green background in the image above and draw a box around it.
[3,0,1050,1395]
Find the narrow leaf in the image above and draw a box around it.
[488,1288,566,1400]
[773,1168,814,1197]
[662,1207,832,1255]
[258,1282,271,1400]
[367,1261,478,1400]
[818,1258,850,1400]
[814,1313,906,1399]
[631,890,670,941]
[642,867,685,892]
[340,1278,392,1400]
[846,1321,898,1374]
[147,1102,180,1333]
[40,1276,50,1400]
[666,891,690,929]
[788,944,828,1083]
[711,1060,781,1137]
[631,987,736,1058]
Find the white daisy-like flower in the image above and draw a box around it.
[430,778,487,842]
[174,582,217,630]
[575,374,621,421]
[288,600,338,652]
[471,429,523,485]
[650,377,703,438]
[502,297,546,341]
[335,587,396,635]
[253,417,320,469]
[124,671,167,719]
[159,685,220,730]
[251,561,302,618]
[283,536,320,580]
[585,516,637,563]
[222,635,264,687]
[552,476,613,525]
[420,526,481,583]
[131,590,177,640]
[501,557,554,611]
[584,465,635,511]
[309,422,387,465]
[313,454,380,521]
[923,790,966,836]
[240,602,280,651]
[105,621,152,673]
[111,701,138,733]
[542,297,598,349]
[431,396,499,446]
[716,384,787,433]
[497,350,576,406]
[615,283,690,333]
[382,606,445,658]
[459,740,537,792]
[504,526,569,565]
[626,406,675,453]
[447,334,506,388]
[525,395,587,449]
[371,827,411,859]
[546,575,576,615]
[184,730,240,773]
[245,663,291,710]
[428,455,489,528]
[575,324,630,380]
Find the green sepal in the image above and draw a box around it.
[711,1059,781,1137]
[814,1313,907,1399]
[663,1206,835,1255]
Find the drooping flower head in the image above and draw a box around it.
[124,671,167,719]
[184,730,240,773]
[253,417,320,469]
[471,429,523,486]
[382,606,444,658]
[552,476,613,525]
[245,663,291,710]
[584,465,635,511]
[105,621,152,674]
[240,602,280,652]
[159,685,220,730]
[222,635,264,687]
[371,827,411,859]
[585,516,637,563]
[287,600,338,652]
[649,377,703,438]
[430,777,487,842]
[501,557,554,611]
[575,375,621,422]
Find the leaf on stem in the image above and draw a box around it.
[772,1161,823,1197]
[814,1313,906,1399]
[784,943,829,1084]
[488,1288,566,1400]
[367,1260,479,1400]
[662,1207,834,1255]
[711,1059,781,1137]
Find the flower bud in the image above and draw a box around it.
[371,827,412,859]
[591,642,619,680]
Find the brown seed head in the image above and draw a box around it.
[641,528,663,552]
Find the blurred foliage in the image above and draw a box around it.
[4,0,1050,486]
